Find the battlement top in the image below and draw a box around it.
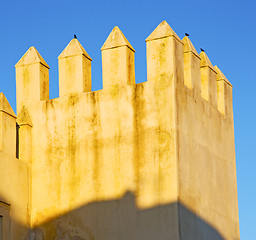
[0,93,16,118]
[145,21,182,43]
[58,38,92,60]
[13,20,233,117]
[101,26,135,52]
[15,46,50,69]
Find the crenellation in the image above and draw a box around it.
[200,51,218,107]
[13,22,233,118]
[15,47,49,113]
[215,65,233,116]
[182,36,201,93]
[58,39,92,96]
[101,26,135,88]
[145,21,184,85]
[0,93,16,155]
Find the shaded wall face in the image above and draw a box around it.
[26,194,224,240]
[176,84,240,239]
[0,202,10,240]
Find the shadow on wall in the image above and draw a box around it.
[24,192,224,240]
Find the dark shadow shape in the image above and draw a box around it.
[26,192,224,240]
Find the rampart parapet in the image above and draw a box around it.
[14,21,233,119]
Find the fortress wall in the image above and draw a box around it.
[10,21,240,239]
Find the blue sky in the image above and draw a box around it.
[0,0,255,238]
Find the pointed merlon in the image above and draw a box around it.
[15,47,49,68]
[182,36,200,58]
[200,51,216,73]
[214,66,232,87]
[0,93,16,118]
[101,26,135,52]
[17,106,33,127]
[145,20,182,43]
[58,39,92,60]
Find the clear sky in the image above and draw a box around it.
[0,0,255,238]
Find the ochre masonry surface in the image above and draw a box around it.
[0,21,239,240]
